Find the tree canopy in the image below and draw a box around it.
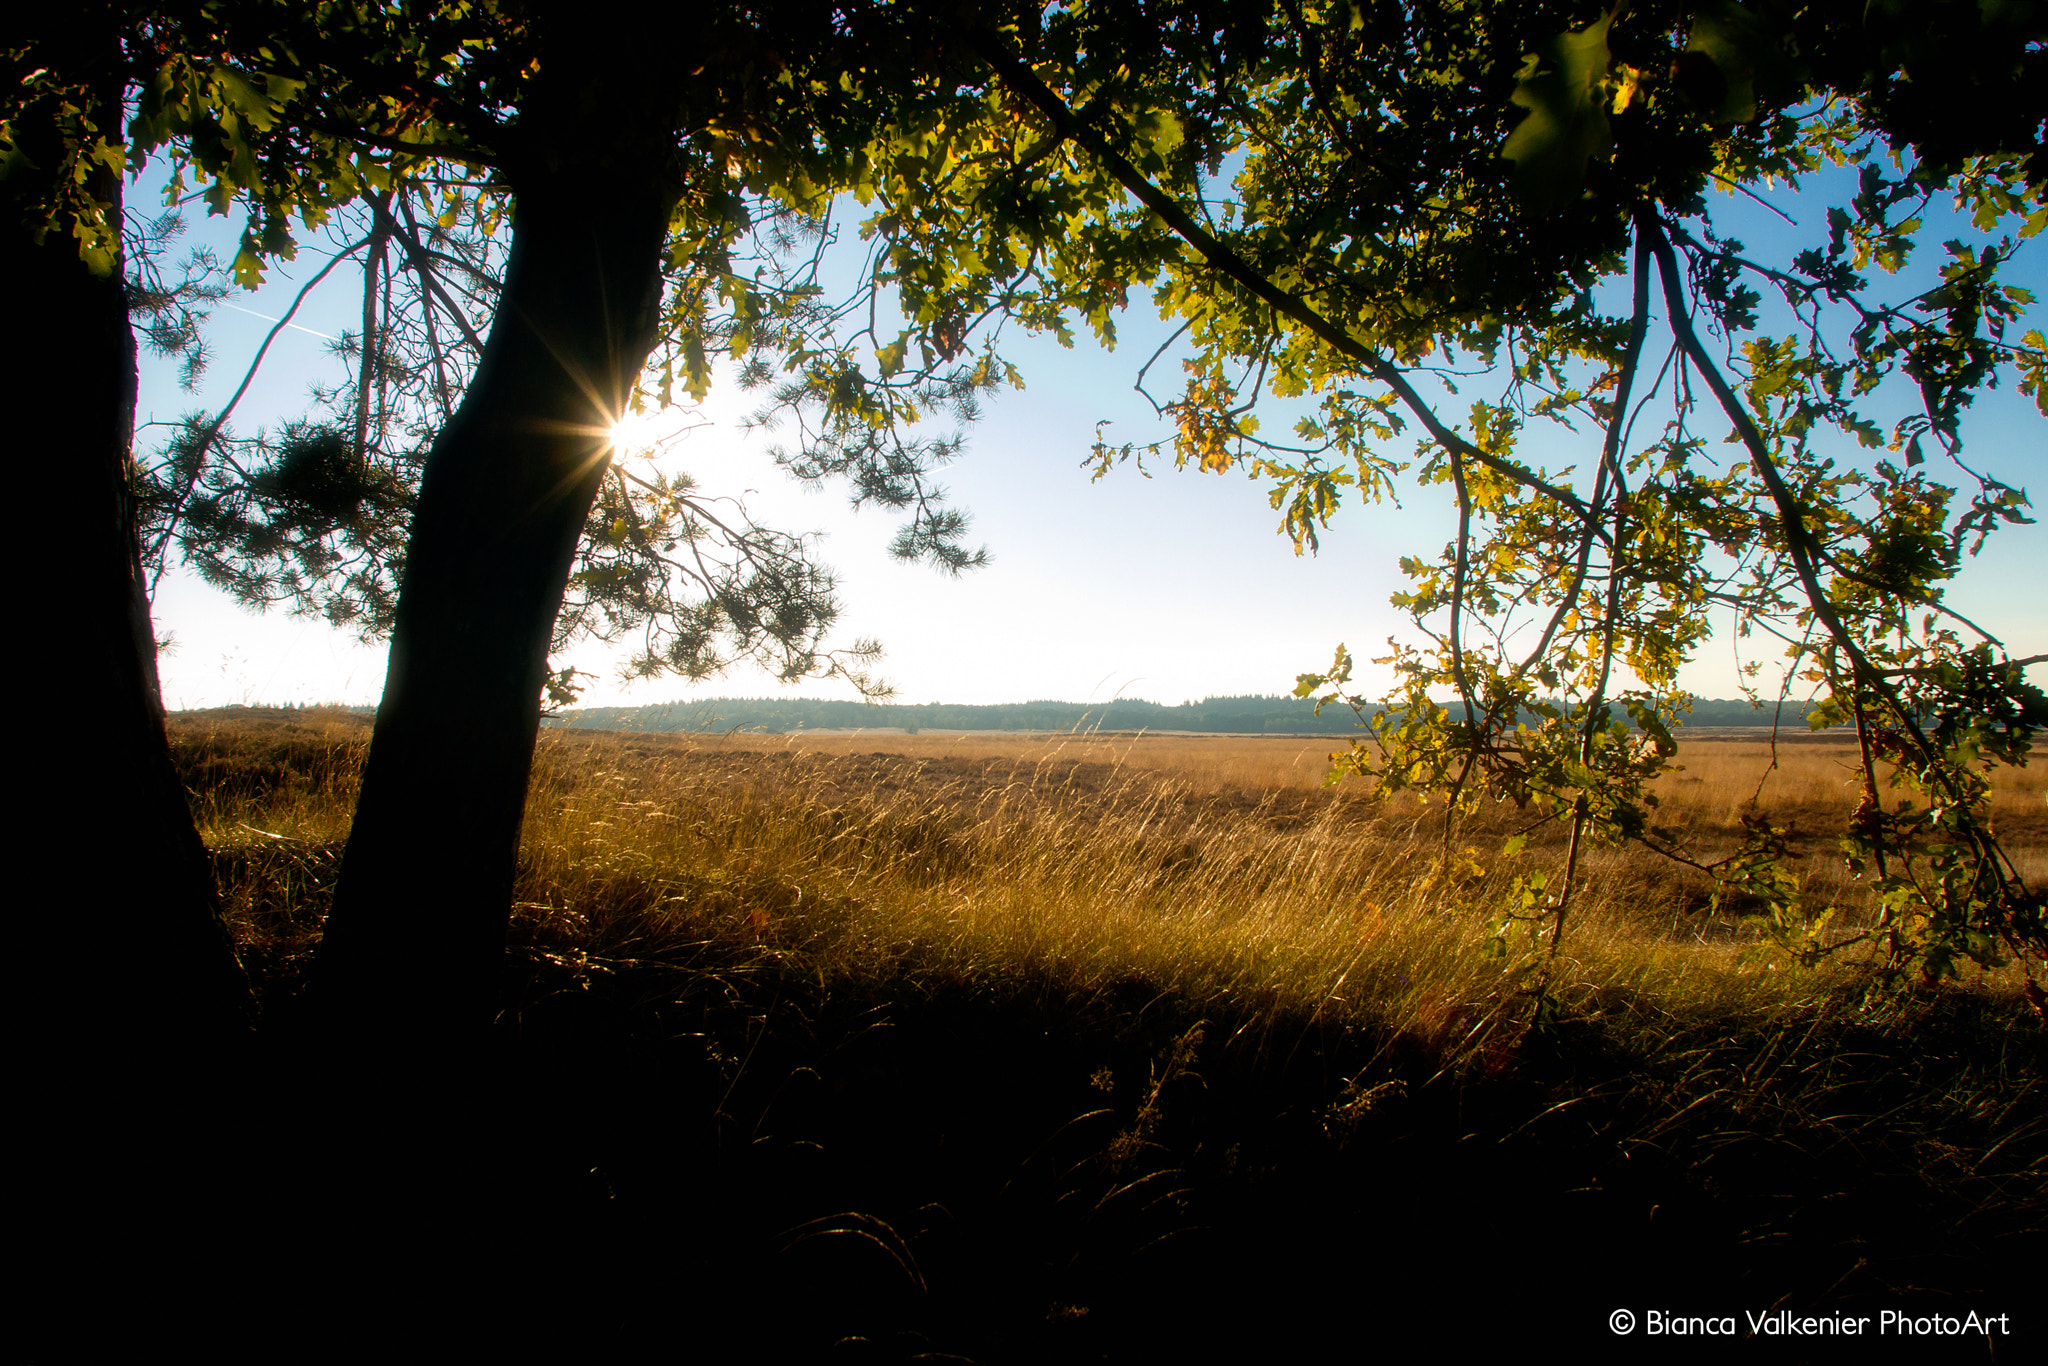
[109,3,995,702]
[799,0,2047,989]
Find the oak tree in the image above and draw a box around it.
[839,0,2047,995]
[5,1,443,1061]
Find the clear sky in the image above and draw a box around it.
[138,165,2047,713]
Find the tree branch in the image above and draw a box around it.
[373,193,488,355]
[146,235,370,591]
[971,34,1603,530]
[1642,212,1950,787]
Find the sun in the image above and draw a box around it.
[606,406,670,458]
[604,403,711,461]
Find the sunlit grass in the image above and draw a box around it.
[165,708,2043,1348]
[176,709,2039,1064]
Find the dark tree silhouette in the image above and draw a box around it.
[11,12,252,1071]
[311,21,694,1044]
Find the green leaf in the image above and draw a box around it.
[1500,11,1615,212]
[876,333,909,378]
[211,66,283,132]
[1684,2,1802,125]
[231,244,267,288]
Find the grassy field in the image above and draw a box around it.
[171,708,2044,1358]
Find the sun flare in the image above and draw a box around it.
[606,408,669,457]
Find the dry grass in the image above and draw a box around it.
[615,723,2044,814]
[693,728,1368,793]
[529,729,2042,1027]
[1647,735,2048,882]
[163,709,2046,1353]
[175,710,2043,1054]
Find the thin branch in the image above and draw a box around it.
[1879,652,2048,677]
[1703,171,1798,225]
[146,235,370,590]
[1520,236,1653,675]
[354,190,394,462]
[398,194,458,419]
[373,193,488,354]
[1642,211,1950,789]
[973,35,1603,531]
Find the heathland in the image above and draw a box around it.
[173,707,2043,1358]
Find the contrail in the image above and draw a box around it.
[221,301,336,341]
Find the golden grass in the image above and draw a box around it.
[153,709,2045,1359]
[173,710,2042,1066]
[548,725,2044,953]
[700,729,1366,793]
[653,725,2045,832]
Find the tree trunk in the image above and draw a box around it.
[14,25,258,1349]
[12,27,253,1074]
[314,51,685,1048]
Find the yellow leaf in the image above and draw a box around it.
[1610,65,1645,114]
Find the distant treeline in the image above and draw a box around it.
[546,694,1830,736]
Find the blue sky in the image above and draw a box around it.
[137,163,2047,713]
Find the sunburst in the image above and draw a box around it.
[606,406,670,458]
